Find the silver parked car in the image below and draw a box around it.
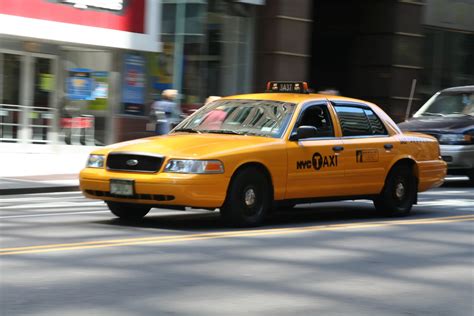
[398,85,474,184]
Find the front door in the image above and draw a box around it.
[286,102,346,199]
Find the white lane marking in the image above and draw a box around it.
[0,193,85,202]
[0,201,104,210]
[419,199,474,207]
[0,210,110,219]
[0,196,87,203]
[422,190,473,195]
[0,191,83,199]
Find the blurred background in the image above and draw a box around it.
[0,0,473,147]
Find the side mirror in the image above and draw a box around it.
[290,126,318,141]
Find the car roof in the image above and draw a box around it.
[440,85,474,93]
[223,93,369,105]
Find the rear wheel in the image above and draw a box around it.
[373,164,417,216]
[106,202,151,220]
[220,167,271,227]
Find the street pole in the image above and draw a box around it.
[172,0,186,107]
[405,79,417,121]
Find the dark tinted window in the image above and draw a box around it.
[335,106,388,136]
[364,109,387,135]
[335,106,372,136]
[296,104,334,137]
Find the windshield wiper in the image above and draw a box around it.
[421,112,445,117]
[173,128,201,133]
[202,129,242,135]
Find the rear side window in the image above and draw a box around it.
[364,109,387,135]
[335,105,387,136]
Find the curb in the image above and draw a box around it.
[0,186,80,195]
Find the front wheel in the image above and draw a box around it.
[220,167,271,227]
[373,165,417,216]
[106,202,151,220]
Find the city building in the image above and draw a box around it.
[1,0,472,149]
[0,0,265,147]
[309,0,474,121]
[256,0,473,122]
[0,0,161,146]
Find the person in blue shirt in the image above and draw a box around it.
[151,89,182,135]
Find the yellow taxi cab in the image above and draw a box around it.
[80,82,447,227]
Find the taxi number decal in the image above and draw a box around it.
[296,152,338,171]
[356,149,379,163]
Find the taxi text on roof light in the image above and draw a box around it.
[266,81,309,94]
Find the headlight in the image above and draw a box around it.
[438,134,473,144]
[164,159,224,174]
[86,155,105,168]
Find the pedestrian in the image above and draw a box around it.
[151,89,181,135]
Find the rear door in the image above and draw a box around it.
[333,103,397,195]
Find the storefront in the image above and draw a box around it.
[160,0,264,110]
[0,0,160,146]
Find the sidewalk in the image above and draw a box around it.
[0,143,99,195]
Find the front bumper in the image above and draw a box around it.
[79,168,230,208]
[440,144,474,172]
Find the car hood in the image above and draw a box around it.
[398,115,474,134]
[94,133,283,158]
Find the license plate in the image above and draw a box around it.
[110,179,134,196]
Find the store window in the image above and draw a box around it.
[420,29,474,101]
[0,54,21,142]
[61,49,113,146]
[161,0,256,110]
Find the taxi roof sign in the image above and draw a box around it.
[266,81,309,94]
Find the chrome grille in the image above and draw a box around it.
[106,153,164,173]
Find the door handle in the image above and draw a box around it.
[332,145,344,152]
[384,144,393,150]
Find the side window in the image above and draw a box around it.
[296,104,334,137]
[364,109,388,135]
[335,105,387,136]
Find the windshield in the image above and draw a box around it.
[173,99,296,138]
[414,92,474,117]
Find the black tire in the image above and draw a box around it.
[220,167,272,227]
[106,202,151,220]
[373,164,417,216]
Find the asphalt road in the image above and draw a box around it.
[1,179,473,316]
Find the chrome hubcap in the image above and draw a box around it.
[395,182,406,199]
[244,188,256,207]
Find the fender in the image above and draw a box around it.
[386,154,419,179]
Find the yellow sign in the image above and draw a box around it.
[149,43,174,85]
[40,74,54,92]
